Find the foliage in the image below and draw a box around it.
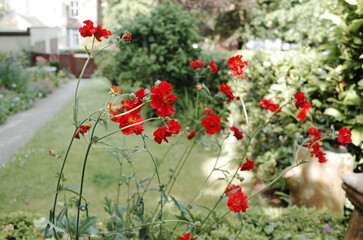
[0,212,40,239]
[205,206,346,239]
[0,53,71,124]
[96,0,201,94]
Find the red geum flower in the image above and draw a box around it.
[153,127,172,144]
[239,158,254,171]
[75,122,92,139]
[306,127,327,163]
[225,185,241,195]
[230,125,243,140]
[118,111,144,135]
[227,189,248,213]
[260,99,281,113]
[187,130,196,140]
[79,20,111,42]
[196,84,201,91]
[296,103,312,121]
[294,91,310,109]
[123,32,131,42]
[190,59,204,68]
[209,60,218,73]
[204,108,213,116]
[110,86,121,95]
[178,233,195,240]
[220,83,235,101]
[228,55,248,79]
[201,114,222,135]
[94,24,112,42]
[150,81,178,118]
[79,20,96,37]
[337,128,352,146]
[153,119,181,144]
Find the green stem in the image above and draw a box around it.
[75,114,102,239]
[74,37,95,127]
[141,135,164,236]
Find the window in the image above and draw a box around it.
[70,1,78,18]
[68,28,80,49]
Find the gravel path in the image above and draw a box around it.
[0,79,90,166]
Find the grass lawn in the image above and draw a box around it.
[0,78,232,218]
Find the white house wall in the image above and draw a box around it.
[0,35,31,53]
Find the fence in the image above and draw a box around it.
[31,52,97,78]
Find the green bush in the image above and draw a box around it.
[96,0,201,94]
[204,206,346,239]
[0,212,40,239]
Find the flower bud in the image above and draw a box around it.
[154,80,161,87]
[130,93,136,100]
[195,221,201,227]
[164,117,171,124]
[86,122,92,128]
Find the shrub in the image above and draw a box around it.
[0,212,40,239]
[96,0,201,94]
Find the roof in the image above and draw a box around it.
[0,12,47,30]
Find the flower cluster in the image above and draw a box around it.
[209,60,218,73]
[79,20,112,42]
[227,55,248,79]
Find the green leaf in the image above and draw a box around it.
[351,127,363,146]
[170,195,194,221]
[324,108,344,121]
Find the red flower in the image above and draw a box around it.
[239,158,254,171]
[294,91,310,109]
[337,128,352,146]
[187,130,196,140]
[118,111,144,135]
[153,127,172,144]
[209,60,218,73]
[110,86,121,95]
[178,233,195,240]
[220,83,235,101]
[204,108,213,116]
[260,99,281,113]
[79,20,111,42]
[167,119,182,134]
[75,122,92,139]
[225,185,241,195]
[201,114,222,135]
[296,103,312,121]
[308,127,322,139]
[228,55,248,79]
[227,189,248,213]
[123,32,131,42]
[190,59,204,68]
[306,127,327,163]
[79,20,96,37]
[230,126,243,140]
[150,81,178,118]
[153,119,181,144]
[196,84,201,91]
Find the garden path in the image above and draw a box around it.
[0,79,90,166]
